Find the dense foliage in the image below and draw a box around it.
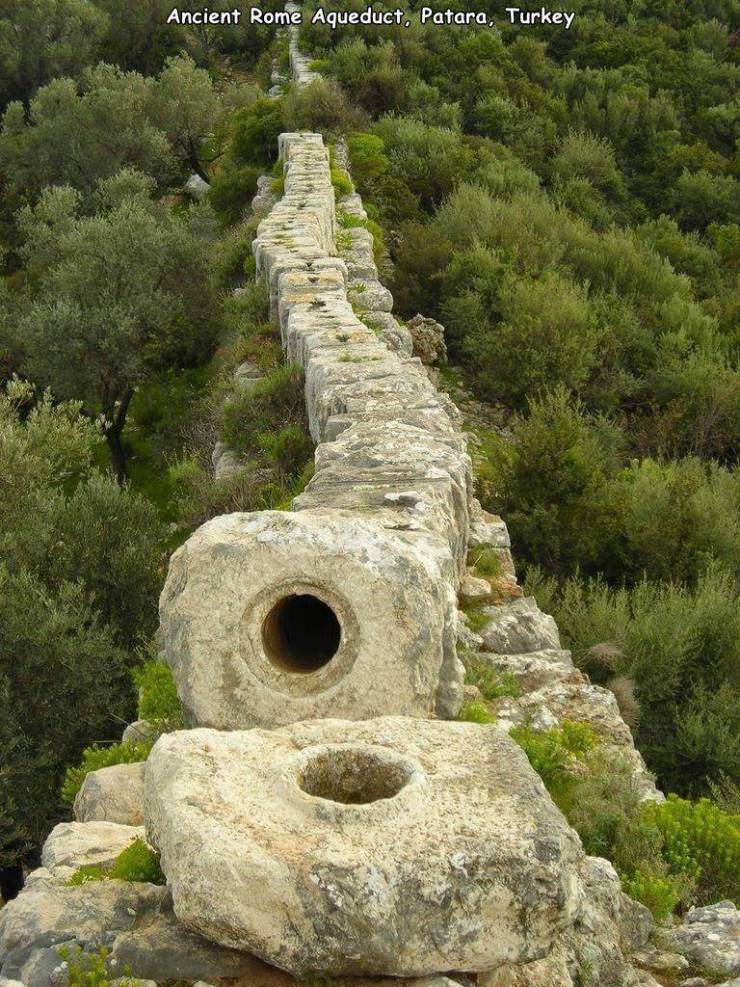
[0,382,163,876]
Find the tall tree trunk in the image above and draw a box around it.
[106,428,127,485]
[105,388,134,486]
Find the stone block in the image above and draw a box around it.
[160,511,461,729]
[145,717,583,976]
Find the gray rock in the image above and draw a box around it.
[0,877,273,987]
[121,720,155,745]
[459,573,492,604]
[480,597,561,654]
[633,945,689,973]
[348,278,394,312]
[73,763,145,826]
[234,361,265,391]
[469,508,511,548]
[213,447,244,482]
[407,314,448,366]
[660,901,740,976]
[184,174,210,201]
[41,821,145,880]
[144,717,584,976]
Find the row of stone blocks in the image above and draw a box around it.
[161,131,474,732]
[145,130,645,982]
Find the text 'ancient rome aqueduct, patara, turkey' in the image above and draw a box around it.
[2,9,739,987]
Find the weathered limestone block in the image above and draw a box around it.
[459,573,492,604]
[73,763,145,826]
[407,314,448,366]
[41,821,145,880]
[469,507,511,548]
[361,312,414,356]
[160,511,462,729]
[122,719,155,745]
[0,878,265,987]
[184,173,209,201]
[480,597,561,654]
[348,279,394,312]
[659,902,740,976]
[474,649,584,693]
[145,717,584,976]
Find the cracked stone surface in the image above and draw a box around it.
[144,717,584,976]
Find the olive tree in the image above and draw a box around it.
[15,170,217,480]
[0,0,108,108]
[0,380,164,892]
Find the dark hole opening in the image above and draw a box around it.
[299,748,412,804]
[262,593,341,673]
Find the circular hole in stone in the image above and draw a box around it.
[299,748,413,804]
[262,593,341,673]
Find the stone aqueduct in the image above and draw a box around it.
[1,12,701,987]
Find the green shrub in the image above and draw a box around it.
[511,721,596,803]
[457,698,496,724]
[529,565,740,796]
[622,867,684,921]
[110,838,165,884]
[330,167,353,196]
[468,546,502,579]
[61,741,153,804]
[208,164,261,225]
[464,655,521,700]
[231,98,283,167]
[132,660,182,729]
[221,364,308,457]
[643,796,740,904]
[257,423,313,482]
[58,946,124,987]
[69,837,164,887]
[347,132,389,190]
[282,78,366,134]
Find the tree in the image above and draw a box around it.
[15,171,217,480]
[93,0,184,75]
[0,57,230,203]
[0,0,108,108]
[0,66,174,200]
[147,56,222,181]
[0,380,164,887]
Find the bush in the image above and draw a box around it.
[490,387,622,577]
[463,655,520,700]
[527,565,740,797]
[644,796,740,904]
[221,364,309,458]
[457,698,496,724]
[132,659,182,729]
[208,164,261,225]
[282,78,366,134]
[61,740,153,804]
[231,98,283,167]
[347,132,389,191]
[69,837,165,889]
[511,721,596,805]
[463,270,598,408]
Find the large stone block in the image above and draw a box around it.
[160,511,461,729]
[144,717,584,976]
[73,763,145,826]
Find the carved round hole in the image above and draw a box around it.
[262,594,341,673]
[299,748,413,804]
